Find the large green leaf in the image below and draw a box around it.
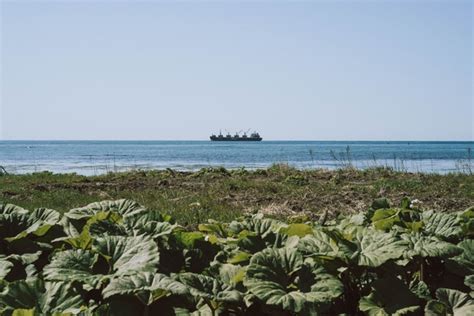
[103,272,189,305]
[349,229,408,267]
[422,211,463,240]
[297,229,353,261]
[409,279,432,301]
[0,213,30,239]
[0,278,84,315]
[122,210,169,231]
[177,273,242,303]
[92,235,160,275]
[218,263,245,288]
[235,230,267,254]
[0,252,41,281]
[198,220,229,238]
[30,208,61,226]
[448,239,474,276]
[425,288,474,315]
[465,275,474,291]
[131,221,177,240]
[244,247,343,313]
[401,233,462,260]
[0,256,14,279]
[359,276,420,315]
[0,204,29,215]
[371,208,423,232]
[226,251,252,265]
[43,249,102,289]
[62,211,123,249]
[66,199,147,220]
[45,236,160,292]
[281,223,313,237]
[61,200,144,239]
[5,208,62,241]
[229,214,285,243]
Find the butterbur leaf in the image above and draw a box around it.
[92,235,160,275]
[448,239,474,276]
[11,309,35,316]
[43,249,102,289]
[425,288,474,315]
[89,219,127,237]
[350,229,407,267]
[218,263,245,288]
[175,231,205,248]
[62,200,141,238]
[422,210,463,240]
[175,273,243,304]
[409,279,432,301]
[297,229,352,262]
[132,221,177,239]
[371,208,402,231]
[123,210,168,231]
[45,237,161,291]
[198,221,229,238]
[1,252,42,281]
[103,272,189,305]
[371,208,422,232]
[63,211,123,249]
[0,278,84,315]
[237,215,285,242]
[281,223,313,237]
[216,290,243,305]
[66,199,147,220]
[401,233,462,260]
[359,276,420,315]
[175,273,215,300]
[30,208,61,226]
[425,300,449,315]
[244,247,342,313]
[227,251,251,265]
[0,203,29,215]
[465,275,474,291]
[0,213,31,240]
[236,231,267,253]
[0,256,14,279]
[0,207,62,244]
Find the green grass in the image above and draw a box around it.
[0,165,473,224]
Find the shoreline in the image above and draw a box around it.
[1,158,473,176]
[1,166,472,224]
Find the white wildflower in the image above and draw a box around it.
[409,199,423,209]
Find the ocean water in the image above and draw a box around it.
[0,141,472,175]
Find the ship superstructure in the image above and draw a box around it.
[210,130,262,141]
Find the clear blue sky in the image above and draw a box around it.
[1,0,472,140]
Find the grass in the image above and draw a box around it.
[0,164,473,225]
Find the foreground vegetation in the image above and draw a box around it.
[0,166,473,224]
[0,198,473,315]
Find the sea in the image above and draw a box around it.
[0,141,472,175]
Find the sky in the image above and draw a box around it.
[0,0,472,141]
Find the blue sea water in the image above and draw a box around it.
[0,141,472,175]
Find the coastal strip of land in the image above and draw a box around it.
[0,165,472,224]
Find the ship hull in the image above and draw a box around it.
[210,137,262,141]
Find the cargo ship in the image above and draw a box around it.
[210,130,262,141]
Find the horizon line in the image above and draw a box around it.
[1,139,473,142]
